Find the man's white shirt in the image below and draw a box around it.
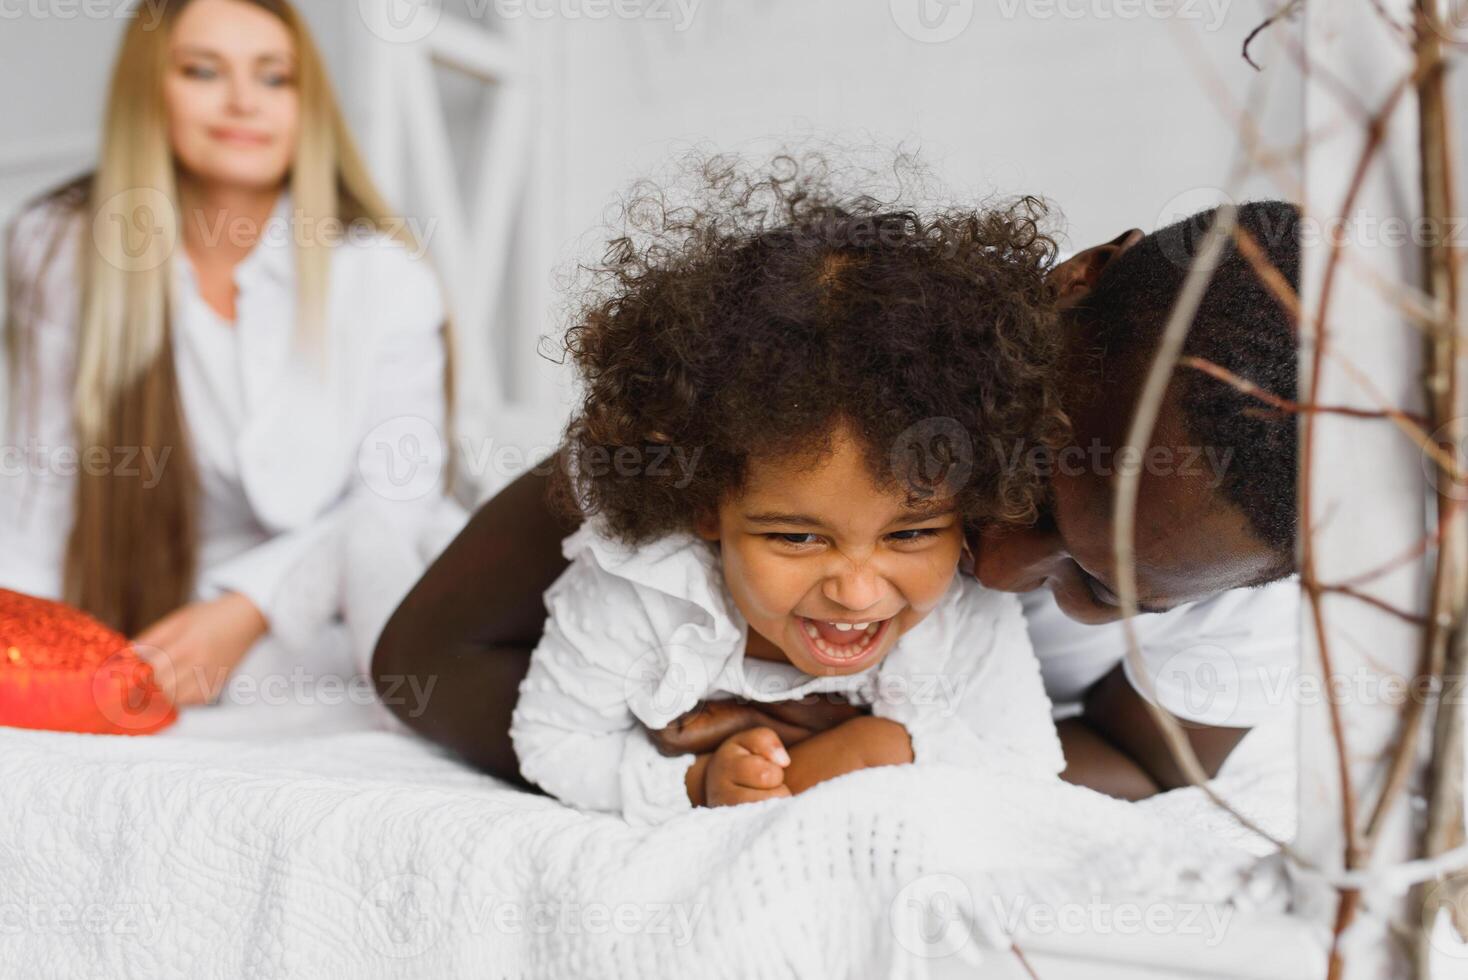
[1022,579,1300,728]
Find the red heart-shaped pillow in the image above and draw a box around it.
[0,588,176,735]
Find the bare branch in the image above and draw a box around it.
[1301,76,1418,978]
[1182,355,1429,422]
[1242,0,1303,71]
[1333,520,1450,590]
[1011,944,1043,980]
[1319,583,1432,626]
[1108,197,1295,853]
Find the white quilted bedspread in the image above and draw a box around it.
[0,682,1297,980]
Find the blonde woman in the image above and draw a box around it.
[2,0,454,708]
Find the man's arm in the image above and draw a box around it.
[1059,664,1249,800]
[371,461,578,782]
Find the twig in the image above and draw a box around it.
[1365,10,1463,860]
[1182,355,1428,423]
[1339,248,1468,344]
[1230,220,1465,479]
[1332,519,1451,590]
[1242,0,1303,71]
[1304,67,1417,980]
[1319,583,1432,626]
[1108,196,1295,854]
[1011,943,1043,980]
[1170,17,1303,198]
[1410,3,1468,969]
[1327,344,1467,483]
[1367,0,1418,40]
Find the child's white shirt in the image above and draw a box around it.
[510,523,1064,826]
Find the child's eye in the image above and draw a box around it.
[888,528,940,544]
[767,532,820,547]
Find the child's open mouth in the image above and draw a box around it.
[797,616,891,669]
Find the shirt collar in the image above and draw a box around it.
[171,191,296,295]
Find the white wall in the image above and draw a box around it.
[539,0,1300,262]
[0,0,1302,446]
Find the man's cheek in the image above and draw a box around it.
[974,533,1050,592]
[1049,578,1124,626]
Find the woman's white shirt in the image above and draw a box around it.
[510,522,1065,826]
[0,191,453,652]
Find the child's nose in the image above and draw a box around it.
[821,563,885,614]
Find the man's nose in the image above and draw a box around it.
[974,524,1064,593]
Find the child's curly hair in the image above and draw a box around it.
[554,155,1070,543]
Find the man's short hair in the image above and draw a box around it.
[1078,200,1301,566]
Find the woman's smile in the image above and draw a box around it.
[207,126,274,147]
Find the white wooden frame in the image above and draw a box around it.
[354,5,564,501]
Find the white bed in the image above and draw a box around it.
[0,627,1305,980]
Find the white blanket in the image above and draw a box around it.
[0,497,1301,979]
[0,686,1296,980]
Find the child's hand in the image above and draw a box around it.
[704,726,793,808]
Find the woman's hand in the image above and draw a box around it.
[131,593,268,706]
[653,694,869,757]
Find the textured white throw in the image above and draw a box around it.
[0,708,1295,980]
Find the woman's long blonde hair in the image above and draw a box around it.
[5,0,451,635]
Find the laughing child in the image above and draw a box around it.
[511,161,1069,825]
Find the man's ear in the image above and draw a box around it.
[1049,228,1145,310]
